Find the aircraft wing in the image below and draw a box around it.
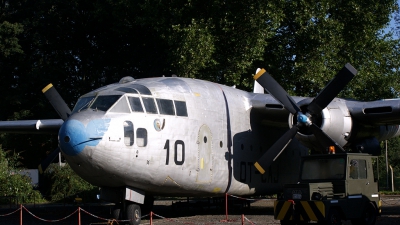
[347,99,400,125]
[0,119,63,133]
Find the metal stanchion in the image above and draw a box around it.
[78,207,81,225]
[20,204,22,225]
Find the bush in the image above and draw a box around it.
[0,146,45,204]
[43,163,98,202]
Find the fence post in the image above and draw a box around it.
[150,211,153,225]
[241,214,244,225]
[78,207,81,225]
[225,193,228,221]
[20,204,22,225]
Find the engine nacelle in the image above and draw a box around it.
[289,98,400,154]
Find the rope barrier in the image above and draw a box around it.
[244,215,256,225]
[1,196,398,225]
[22,205,78,222]
[0,207,20,217]
[80,207,112,221]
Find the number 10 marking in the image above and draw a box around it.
[164,139,185,165]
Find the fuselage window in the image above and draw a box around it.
[136,128,147,147]
[72,96,95,113]
[128,97,144,112]
[109,96,131,113]
[90,95,121,111]
[142,97,158,114]
[156,99,175,115]
[124,121,134,146]
[174,100,188,117]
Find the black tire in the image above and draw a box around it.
[112,203,122,220]
[351,202,377,225]
[280,220,297,225]
[327,208,342,225]
[126,203,141,225]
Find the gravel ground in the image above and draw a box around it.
[0,196,399,224]
[140,196,400,225]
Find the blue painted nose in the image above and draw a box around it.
[58,119,110,156]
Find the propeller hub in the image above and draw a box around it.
[297,112,312,126]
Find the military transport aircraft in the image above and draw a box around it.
[1,63,400,225]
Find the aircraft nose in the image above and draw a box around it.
[58,118,110,156]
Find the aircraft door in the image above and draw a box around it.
[196,124,213,183]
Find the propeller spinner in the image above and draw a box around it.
[253,64,357,174]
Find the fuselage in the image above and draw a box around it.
[58,77,307,197]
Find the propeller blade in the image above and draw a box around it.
[42,84,71,121]
[307,63,357,115]
[38,147,61,174]
[254,126,298,174]
[254,69,301,115]
[308,124,345,152]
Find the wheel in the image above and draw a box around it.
[280,220,297,225]
[126,203,141,225]
[351,202,377,225]
[112,203,122,220]
[326,208,342,225]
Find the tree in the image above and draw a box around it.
[260,0,400,99]
[0,0,399,169]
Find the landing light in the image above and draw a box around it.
[329,146,335,154]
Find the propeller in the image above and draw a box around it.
[39,83,71,174]
[38,147,61,174]
[253,63,357,174]
[42,83,71,121]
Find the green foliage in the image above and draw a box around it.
[0,0,400,198]
[0,21,24,57]
[262,0,399,99]
[376,137,400,191]
[43,163,96,202]
[0,146,45,204]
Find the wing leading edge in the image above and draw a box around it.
[0,119,63,133]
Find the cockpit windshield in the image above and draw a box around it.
[72,95,121,113]
[90,96,121,111]
[72,96,95,113]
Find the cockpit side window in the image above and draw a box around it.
[109,96,130,113]
[124,121,134,146]
[72,96,95,113]
[142,97,158,114]
[128,97,144,112]
[156,99,175,115]
[174,100,188,117]
[90,95,121,111]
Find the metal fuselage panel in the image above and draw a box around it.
[62,78,306,197]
